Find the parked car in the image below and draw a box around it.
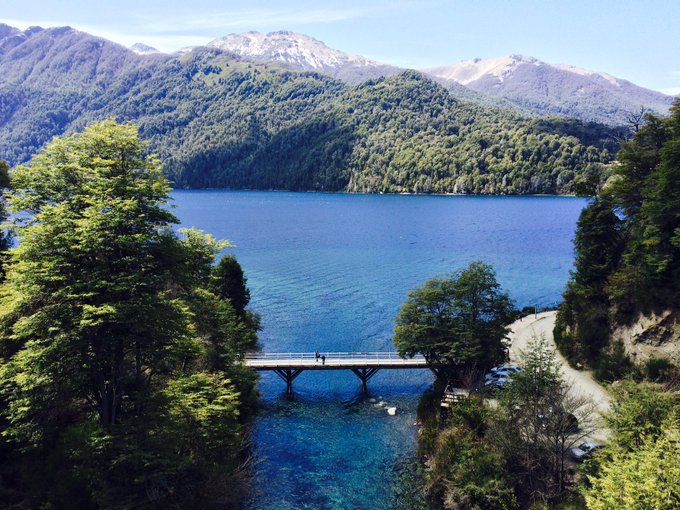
[484,364,522,388]
[484,372,514,390]
[569,441,603,461]
[491,364,522,375]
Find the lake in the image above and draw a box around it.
[171,190,587,510]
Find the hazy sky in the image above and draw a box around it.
[2,0,678,94]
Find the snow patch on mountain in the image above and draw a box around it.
[129,43,160,55]
[208,31,381,70]
[426,55,539,85]
[553,64,621,87]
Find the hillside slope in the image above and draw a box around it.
[0,25,620,195]
[554,100,680,378]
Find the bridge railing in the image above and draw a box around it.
[245,351,425,361]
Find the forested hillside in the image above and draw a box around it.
[555,100,680,378]
[0,25,622,194]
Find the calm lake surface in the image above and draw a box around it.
[171,190,587,510]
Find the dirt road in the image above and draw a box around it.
[507,311,611,418]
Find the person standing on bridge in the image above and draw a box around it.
[315,351,320,362]
[321,355,326,365]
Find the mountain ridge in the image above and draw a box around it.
[425,54,674,124]
[0,23,629,196]
[207,30,402,84]
[5,24,669,125]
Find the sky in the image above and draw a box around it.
[1,0,678,95]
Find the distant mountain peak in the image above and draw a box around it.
[208,31,379,70]
[425,55,673,124]
[129,42,160,55]
[206,30,401,84]
[426,54,541,85]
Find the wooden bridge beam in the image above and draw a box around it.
[272,368,304,395]
[351,367,381,393]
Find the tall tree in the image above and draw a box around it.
[0,121,257,508]
[0,159,11,280]
[556,99,680,376]
[493,335,596,506]
[394,261,513,379]
[210,254,251,316]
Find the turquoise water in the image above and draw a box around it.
[171,191,586,510]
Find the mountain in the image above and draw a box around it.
[207,31,402,84]
[425,55,675,125]
[129,42,160,55]
[0,24,169,163]
[0,24,622,195]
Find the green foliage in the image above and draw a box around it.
[493,335,596,506]
[394,261,514,379]
[417,336,598,509]
[593,341,636,382]
[584,423,680,510]
[605,380,674,450]
[424,395,517,510]
[643,357,675,381]
[0,159,11,279]
[584,384,680,509]
[0,121,258,508]
[556,99,680,376]
[210,254,251,315]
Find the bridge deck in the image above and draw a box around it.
[245,352,428,370]
[245,352,429,394]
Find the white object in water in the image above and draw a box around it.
[387,407,397,416]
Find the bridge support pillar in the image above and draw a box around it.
[351,367,380,393]
[273,368,304,395]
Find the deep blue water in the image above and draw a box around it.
[170,191,587,510]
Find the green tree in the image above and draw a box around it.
[493,335,597,506]
[585,420,680,509]
[210,254,251,316]
[0,121,257,508]
[424,395,518,509]
[0,159,11,280]
[605,380,674,450]
[557,99,680,378]
[394,261,514,379]
[555,197,623,364]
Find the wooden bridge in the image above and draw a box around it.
[245,352,429,394]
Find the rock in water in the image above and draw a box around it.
[387,407,397,416]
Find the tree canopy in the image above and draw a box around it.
[393,261,514,378]
[555,99,680,377]
[0,159,10,279]
[0,120,259,508]
[584,382,679,509]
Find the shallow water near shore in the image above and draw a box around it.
[171,190,586,509]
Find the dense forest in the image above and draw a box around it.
[0,27,623,195]
[554,99,680,378]
[0,122,259,509]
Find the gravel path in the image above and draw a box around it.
[506,311,611,425]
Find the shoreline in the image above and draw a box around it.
[170,187,586,198]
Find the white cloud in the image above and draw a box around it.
[0,2,417,52]
[0,17,210,52]
[135,7,376,33]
